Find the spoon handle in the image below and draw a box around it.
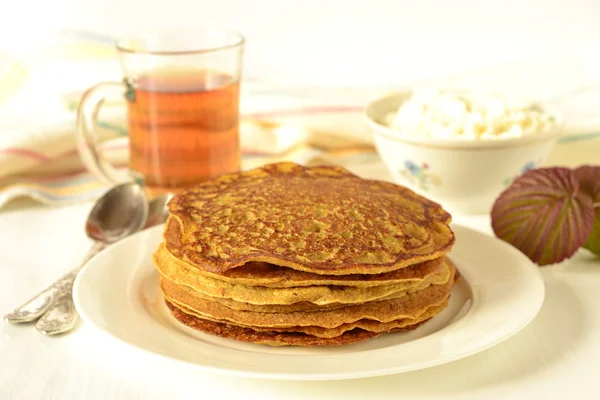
[3,269,78,323]
[35,292,79,335]
[3,242,105,324]
[34,242,106,335]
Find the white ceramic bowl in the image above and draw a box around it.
[364,92,564,215]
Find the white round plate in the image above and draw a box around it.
[73,223,544,381]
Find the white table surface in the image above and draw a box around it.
[1,163,599,400]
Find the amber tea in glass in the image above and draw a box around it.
[76,29,244,196]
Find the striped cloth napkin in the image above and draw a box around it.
[0,31,377,208]
[1,32,599,209]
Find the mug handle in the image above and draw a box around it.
[75,81,129,185]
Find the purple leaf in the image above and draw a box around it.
[491,167,596,266]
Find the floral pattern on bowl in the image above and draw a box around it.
[503,161,539,186]
[399,160,442,192]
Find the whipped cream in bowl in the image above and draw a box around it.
[364,89,564,214]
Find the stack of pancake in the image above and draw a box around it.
[154,162,456,346]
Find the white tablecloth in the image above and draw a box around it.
[1,162,599,400]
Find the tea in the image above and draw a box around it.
[126,68,240,196]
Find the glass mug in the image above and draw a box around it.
[76,29,245,197]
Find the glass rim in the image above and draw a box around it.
[116,28,245,55]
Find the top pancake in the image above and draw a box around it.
[167,162,454,275]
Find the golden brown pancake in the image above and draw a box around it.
[166,162,454,275]
[166,301,427,346]
[157,231,446,288]
[160,277,432,313]
[171,299,448,338]
[157,255,451,306]
[162,262,455,329]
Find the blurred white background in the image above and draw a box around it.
[0,0,598,86]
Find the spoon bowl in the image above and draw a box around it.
[86,183,149,243]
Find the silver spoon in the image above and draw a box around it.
[3,183,149,333]
[34,192,172,335]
